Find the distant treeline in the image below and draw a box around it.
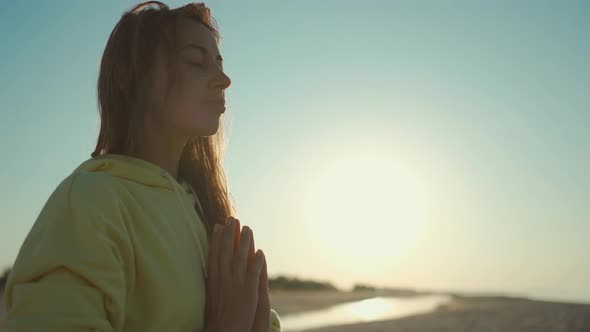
[267,277,436,295]
[352,282,441,296]
[269,275,339,291]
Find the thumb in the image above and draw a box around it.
[251,258,270,332]
[259,258,268,295]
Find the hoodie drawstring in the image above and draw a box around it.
[161,170,208,279]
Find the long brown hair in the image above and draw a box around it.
[92,1,235,239]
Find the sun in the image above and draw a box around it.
[302,151,429,270]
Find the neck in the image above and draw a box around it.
[130,121,188,180]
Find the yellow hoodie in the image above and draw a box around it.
[2,154,281,332]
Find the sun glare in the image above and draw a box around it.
[302,151,429,270]
[344,297,395,321]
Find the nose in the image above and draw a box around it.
[210,68,231,91]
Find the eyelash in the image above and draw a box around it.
[188,61,224,71]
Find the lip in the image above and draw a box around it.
[203,100,225,113]
[203,100,225,106]
[203,102,225,114]
[212,105,226,113]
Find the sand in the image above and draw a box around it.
[2,290,589,331]
[271,291,590,332]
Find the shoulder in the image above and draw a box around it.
[43,171,128,222]
[51,170,123,197]
[68,171,124,200]
[13,172,131,266]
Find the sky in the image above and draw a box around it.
[1,1,589,304]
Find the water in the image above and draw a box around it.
[280,294,451,332]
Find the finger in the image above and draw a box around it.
[208,223,224,285]
[232,218,241,255]
[234,226,252,280]
[252,260,271,332]
[209,223,224,261]
[248,250,265,289]
[248,227,256,267]
[226,216,241,255]
[206,223,224,320]
[220,219,236,278]
[258,252,269,311]
[259,256,271,326]
[251,259,270,332]
[259,253,268,295]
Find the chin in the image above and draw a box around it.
[202,127,220,136]
[186,125,220,137]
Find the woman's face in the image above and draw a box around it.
[150,17,231,138]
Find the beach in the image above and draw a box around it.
[269,289,393,316]
[270,290,590,332]
[2,290,589,331]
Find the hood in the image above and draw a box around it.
[73,153,209,277]
[74,153,181,189]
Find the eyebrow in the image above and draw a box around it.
[181,43,224,62]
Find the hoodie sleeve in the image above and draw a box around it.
[3,173,135,332]
[269,308,282,332]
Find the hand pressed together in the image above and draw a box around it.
[204,216,270,332]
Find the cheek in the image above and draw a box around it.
[171,79,206,119]
[167,91,218,133]
[163,72,219,132]
[178,107,210,124]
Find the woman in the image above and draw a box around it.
[2,1,281,331]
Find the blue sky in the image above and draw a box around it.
[1,1,589,303]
